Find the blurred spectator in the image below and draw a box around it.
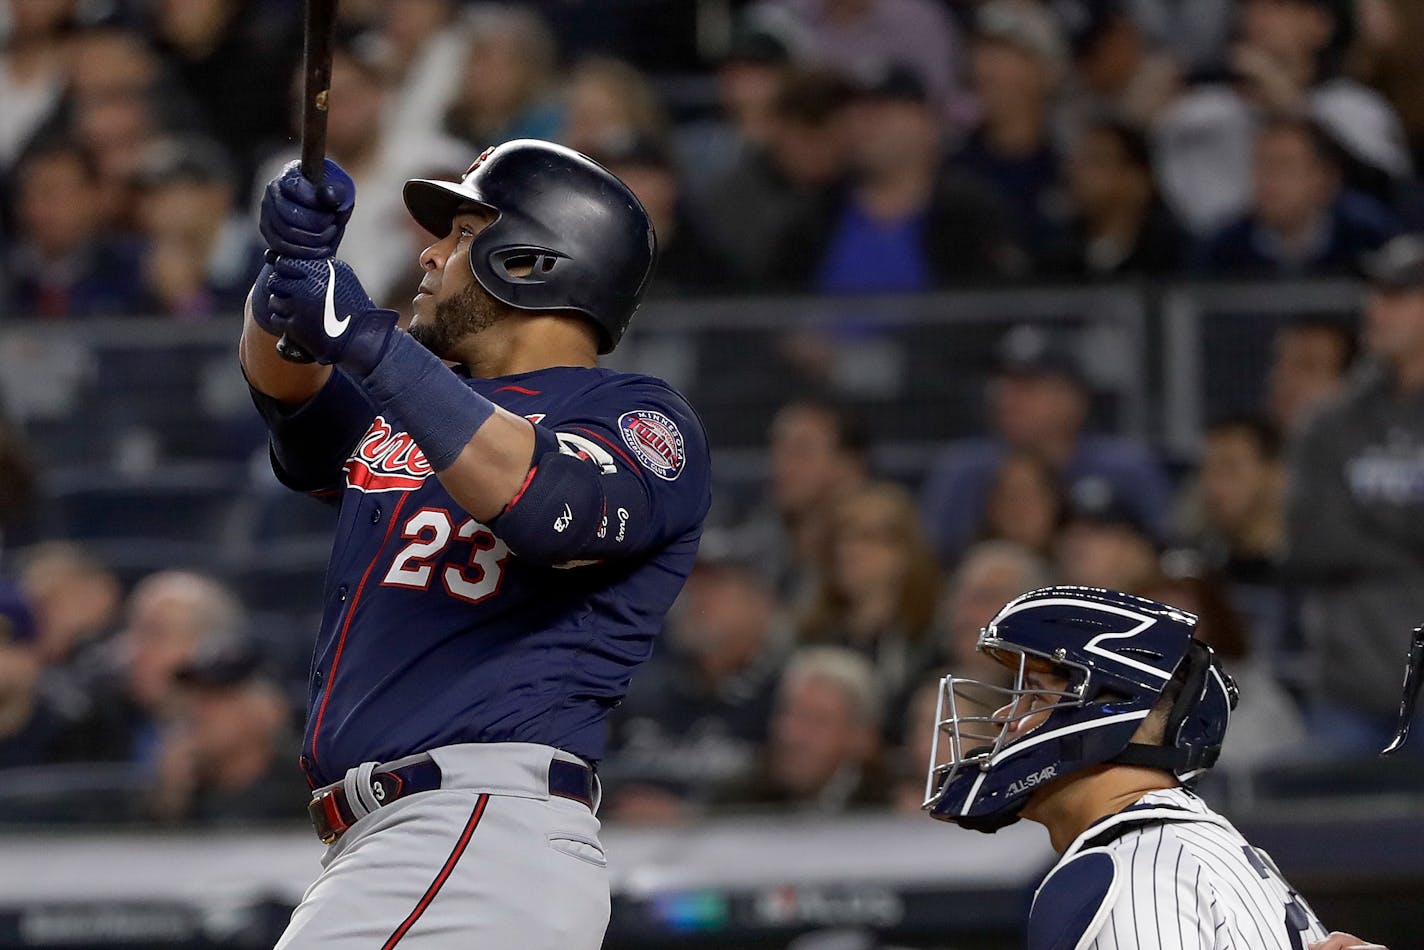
[561,56,669,160]
[603,537,790,824]
[722,646,887,812]
[955,0,1068,258]
[676,21,793,191]
[936,539,1053,685]
[1052,0,1183,137]
[65,24,192,230]
[15,542,120,669]
[591,136,733,297]
[698,66,855,287]
[253,38,469,308]
[5,134,148,317]
[738,398,871,606]
[0,581,53,767]
[1266,317,1359,435]
[0,407,39,549]
[149,641,304,824]
[0,0,73,172]
[75,570,245,768]
[147,0,299,186]
[1137,563,1306,769]
[131,135,265,318]
[779,64,1016,292]
[1282,233,1424,756]
[372,0,468,141]
[1193,115,1397,277]
[1042,114,1187,277]
[1184,416,1287,585]
[1156,0,1412,234]
[800,481,942,711]
[755,0,969,122]
[975,449,1067,558]
[1055,475,1162,590]
[442,4,561,147]
[1349,0,1424,171]
[920,324,1171,563]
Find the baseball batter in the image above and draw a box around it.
[923,586,1387,950]
[240,140,710,948]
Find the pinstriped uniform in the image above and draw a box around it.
[1042,788,1330,950]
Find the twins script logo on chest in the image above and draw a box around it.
[344,416,434,493]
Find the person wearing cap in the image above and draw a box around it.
[920,324,1171,565]
[1280,232,1424,758]
[150,641,307,824]
[776,61,1018,292]
[1052,0,1182,134]
[1055,474,1163,592]
[132,134,266,318]
[955,0,1069,258]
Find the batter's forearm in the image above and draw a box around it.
[240,282,331,405]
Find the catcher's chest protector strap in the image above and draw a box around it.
[1028,848,1121,950]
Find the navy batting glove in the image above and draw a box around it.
[266,256,396,373]
[259,159,356,259]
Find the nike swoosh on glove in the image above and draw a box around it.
[266,256,397,373]
[260,159,356,259]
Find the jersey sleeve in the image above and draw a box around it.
[507,375,710,562]
[247,369,376,496]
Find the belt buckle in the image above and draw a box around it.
[308,787,348,845]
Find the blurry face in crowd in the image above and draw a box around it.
[770,671,872,798]
[1068,128,1148,220]
[140,180,233,306]
[970,40,1054,119]
[945,549,1040,675]
[8,0,73,40]
[769,113,852,188]
[1365,288,1424,365]
[983,454,1062,554]
[1267,325,1351,431]
[770,406,858,517]
[832,494,907,603]
[19,551,120,665]
[384,0,451,60]
[18,151,99,257]
[123,589,211,710]
[412,208,511,359]
[1055,520,1156,590]
[154,0,231,51]
[990,374,1088,451]
[848,98,940,176]
[67,29,158,99]
[1240,0,1333,64]
[462,30,540,118]
[563,73,634,157]
[720,62,784,147]
[673,565,773,673]
[324,54,387,157]
[1200,429,1281,538]
[1253,127,1336,233]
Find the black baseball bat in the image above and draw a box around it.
[275,0,338,364]
[1380,625,1424,756]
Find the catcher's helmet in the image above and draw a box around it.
[923,586,1237,833]
[402,139,656,353]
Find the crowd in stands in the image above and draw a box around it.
[1,0,1424,828]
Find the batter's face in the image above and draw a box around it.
[410,207,510,359]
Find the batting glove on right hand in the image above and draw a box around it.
[265,256,396,373]
[259,159,355,259]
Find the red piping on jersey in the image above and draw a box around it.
[572,426,637,469]
[381,794,490,949]
[493,385,541,395]
[503,465,539,512]
[309,492,411,768]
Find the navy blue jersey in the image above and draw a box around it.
[257,365,710,787]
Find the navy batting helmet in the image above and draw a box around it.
[923,586,1237,833]
[402,139,656,353]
